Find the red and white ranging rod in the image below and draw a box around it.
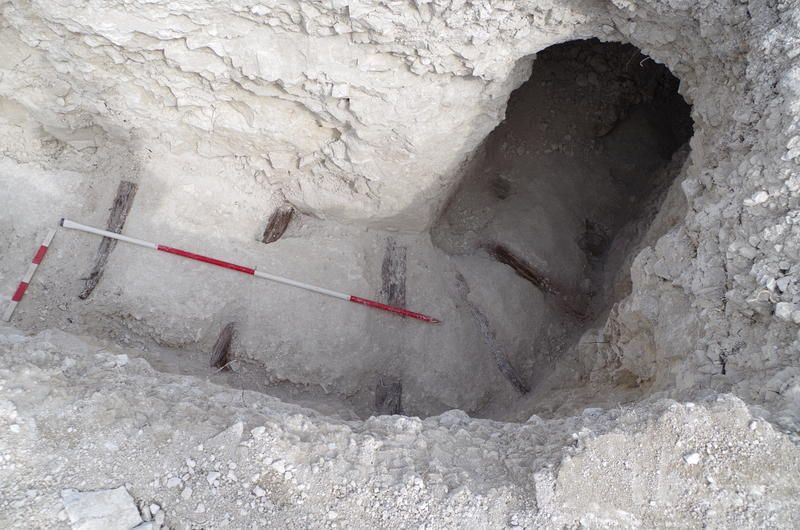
[60,219,441,324]
[3,229,57,322]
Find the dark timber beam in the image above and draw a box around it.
[210,322,236,370]
[261,203,294,244]
[486,242,588,319]
[374,377,403,415]
[380,237,407,308]
[79,180,138,299]
[374,237,408,414]
[456,272,531,395]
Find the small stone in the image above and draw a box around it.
[739,245,757,259]
[775,302,796,321]
[253,486,266,498]
[186,458,196,468]
[114,354,129,367]
[149,503,160,515]
[9,424,20,433]
[750,484,766,496]
[251,426,266,437]
[683,452,701,465]
[207,471,221,485]
[195,503,205,513]
[328,510,338,520]
[749,421,758,430]
[744,190,769,206]
[206,422,244,452]
[61,487,142,530]
[166,477,182,489]
[181,487,193,500]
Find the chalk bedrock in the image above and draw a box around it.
[0,0,707,228]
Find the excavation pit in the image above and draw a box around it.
[2,1,800,526]
[1,40,696,423]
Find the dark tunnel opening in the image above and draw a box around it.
[433,38,694,417]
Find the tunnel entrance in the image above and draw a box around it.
[434,38,693,418]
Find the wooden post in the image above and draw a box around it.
[374,237,408,414]
[374,377,403,415]
[380,237,407,308]
[485,243,557,295]
[493,351,530,394]
[486,242,587,319]
[79,180,138,299]
[261,203,294,244]
[456,272,530,395]
[210,322,235,369]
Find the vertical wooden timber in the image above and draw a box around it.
[261,203,295,244]
[374,377,403,415]
[210,322,236,369]
[79,180,138,299]
[374,237,408,414]
[380,237,407,308]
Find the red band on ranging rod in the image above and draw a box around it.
[349,296,441,324]
[11,282,29,302]
[32,246,48,264]
[156,245,256,275]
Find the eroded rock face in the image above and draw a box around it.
[0,0,745,227]
[1,0,575,227]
